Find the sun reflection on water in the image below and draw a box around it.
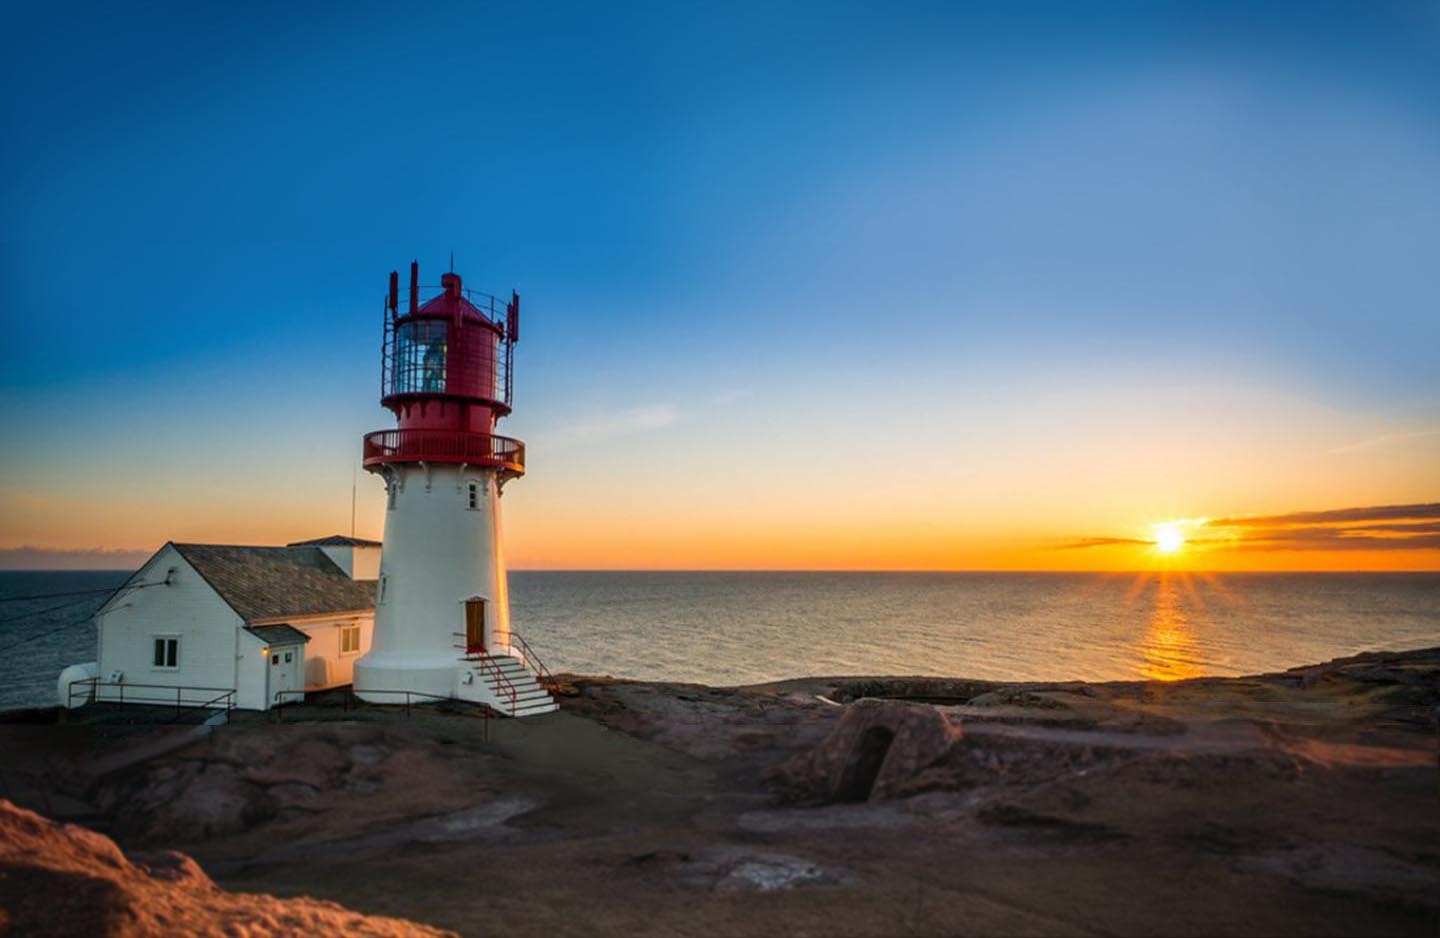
[1139,573,1206,681]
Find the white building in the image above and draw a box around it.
[58,536,380,712]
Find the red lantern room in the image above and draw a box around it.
[362,261,524,478]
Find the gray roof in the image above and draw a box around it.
[172,544,377,621]
[244,623,312,645]
[286,535,383,547]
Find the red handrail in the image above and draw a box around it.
[362,428,524,474]
[474,655,518,713]
[509,631,555,688]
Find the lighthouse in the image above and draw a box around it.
[355,261,556,716]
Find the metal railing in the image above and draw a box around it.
[379,285,517,408]
[451,634,520,713]
[362,429,524,475]
[509,631,556,688]
[271,687,495,738]
[65,679,236,721]
[474,655,518,713]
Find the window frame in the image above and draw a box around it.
[151,635,180,671]
[340,623,362,655]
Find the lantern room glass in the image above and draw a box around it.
[390,320,448,395]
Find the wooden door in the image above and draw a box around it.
[465,598,486,653]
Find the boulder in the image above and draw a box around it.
[769,699,963,803]
[0,799,454,937]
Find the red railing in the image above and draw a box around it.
[363,429,524,475]
[509,631,556,688]
[474,655,518,713]
[453,632,520,713]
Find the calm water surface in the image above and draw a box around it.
[2,570,1437,709]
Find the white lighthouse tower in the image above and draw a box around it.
[354,261,556,716]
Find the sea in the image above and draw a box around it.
[2,570,1437,711]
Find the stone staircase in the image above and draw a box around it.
[470,654,557,717]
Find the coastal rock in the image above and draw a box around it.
[770,699,964,803]
[0,799,454,937]
[112,760,276,844]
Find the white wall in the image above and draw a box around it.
[356,464,511,701]
[248,613,374,690]
[351,546,381,580]
[93,545,244,708]
[317,545,382,581]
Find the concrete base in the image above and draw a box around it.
[353,655,456,705]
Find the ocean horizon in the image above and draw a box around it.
[3,569,1437,712]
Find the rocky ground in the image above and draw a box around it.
[1,646,1436,937]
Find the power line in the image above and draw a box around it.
[0,594,106,626]
[0,585,128,603]
[0,581,165,640]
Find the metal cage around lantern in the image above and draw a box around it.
[379,284,517,411]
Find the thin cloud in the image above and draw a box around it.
[0,546,152,571]
[1232,531,1440,551]
[1329,428,1440,455]
[1058,501,1440,553]
[1056,536,1151,550]
[1209,503,1440,527]
[539,403,680,448]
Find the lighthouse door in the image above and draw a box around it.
[465,599,486,654]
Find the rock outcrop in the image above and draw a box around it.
[0,799,453,937]
[769,699,964,803]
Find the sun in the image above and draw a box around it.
[1153,522,1186,554]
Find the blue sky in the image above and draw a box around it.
[2,1,1438,568]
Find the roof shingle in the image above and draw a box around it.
[244,623,312,645]
[286,535,383,548]
[173,544,376,621]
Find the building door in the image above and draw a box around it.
[267,645,304,707]
[465,598,486,653]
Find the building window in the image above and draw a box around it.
[467,480,480,510]
[152,637,179,669]
[387,481,397,510]
[379,574,389,604]
[341,624,361,654]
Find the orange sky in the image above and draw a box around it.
[3,382,1437,572]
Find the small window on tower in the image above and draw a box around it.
[387,481,397,510]
[467,481,480,510]
[379,575,389,604]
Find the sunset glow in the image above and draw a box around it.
[1153,523,1186,555]
[1,5,1437,574]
